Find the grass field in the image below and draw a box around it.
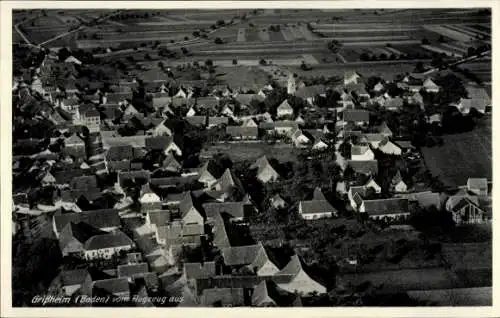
[421,120,491,187]
[201,142,298,163]
[407,287,492,306]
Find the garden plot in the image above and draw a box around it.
[281,28,295,41]
[258,29,270,41]
[445,24,481,38]
[287,26,305,40]
[423,25,476,42]
[136,19,214,26]
[385,46,405,55]
[237,28,246,42]
[440,43,468,54]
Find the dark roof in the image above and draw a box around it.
[295,85,326,99]
[145,136,174,150]
[54,209,121,233]
[84,230,134,250]
[71,175,98,191]
[59,221,105,248]
[147,210,170,226]
[451,197,483,213]
[179,192,196,218]
[201,288,245,307]
[347,160,378,175]
[234,94,263,106]
[60,269,90,286]
[202,202,245,220]
[92,277,129,295]
[299,200,336,214]
[226,126,258,138]
[184,261,216,279]
[221,244,263,266]
[117,263,149,278]
[362,198,409,215]
[344,109,370,122]
[106,145,134,161]
[150,175,198,188]
[312,187,326,201]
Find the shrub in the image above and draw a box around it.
[214,37,223,44]
[259,59,267,65]
[232,59,238,65]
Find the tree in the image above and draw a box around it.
[216,19,225,26]
[259,58,267,65]
[192,30,200,37]
[438,35,447,43]
[413,61,425,73]
[421,38,430,45]
[205,59,213,67]
[232,59,238,65]
[214,37,223,44]
[360,52,370,61]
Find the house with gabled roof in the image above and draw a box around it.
[467,178,488,196]
[276,255,326,295]
[290,129,312,148]
[343,109,369,126]
[58,222,102,257]
[50,268,92,296]
[212,168,244,194]
[63,133,86,156]
[242,118,258,127]
[117,263,149,281]
[198,160,222,188]
[359,198,410,221]
[396,191,442,210]
[185,115,207,127]
[346,160,378,176]
[351,145,375,161]
[250,156,280,184]
[41,171,56,186]
[53,209,121,238]
[449,197,486,224]
[160,153,182,173]
[201,287,245,307]
[146,119,172,137]
[312,139,329,151]
[139,183,162,211]
[377,138,402,155]
[179,192,204,226]
[202,201,245,222]
[145,136,182,156]
[226,125,259,140]
[208,116,229,128]
[391,170,408,193]
[277,100,294,118]
[298,199,337,220]
[183,261,217,280]
[145,209,170,233]
[83,230,135,260]
[423,78,440,93]
[221,243,279,276]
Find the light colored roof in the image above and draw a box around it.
[84,230,134,250]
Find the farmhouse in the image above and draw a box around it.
[298,200,337,220]
[449,197,486,224]
[202,202,245,222]
[346,160,378,176]
[83,230,135,260]
[454,86,491,114]
[145,136,182,156]
[359,198,410,220]
[226,126,259,140]
[221,243,279,276]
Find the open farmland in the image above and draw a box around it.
[421,120,492,188]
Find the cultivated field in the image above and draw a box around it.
[421,120,492,188]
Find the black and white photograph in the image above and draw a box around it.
[4,2,495,313]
